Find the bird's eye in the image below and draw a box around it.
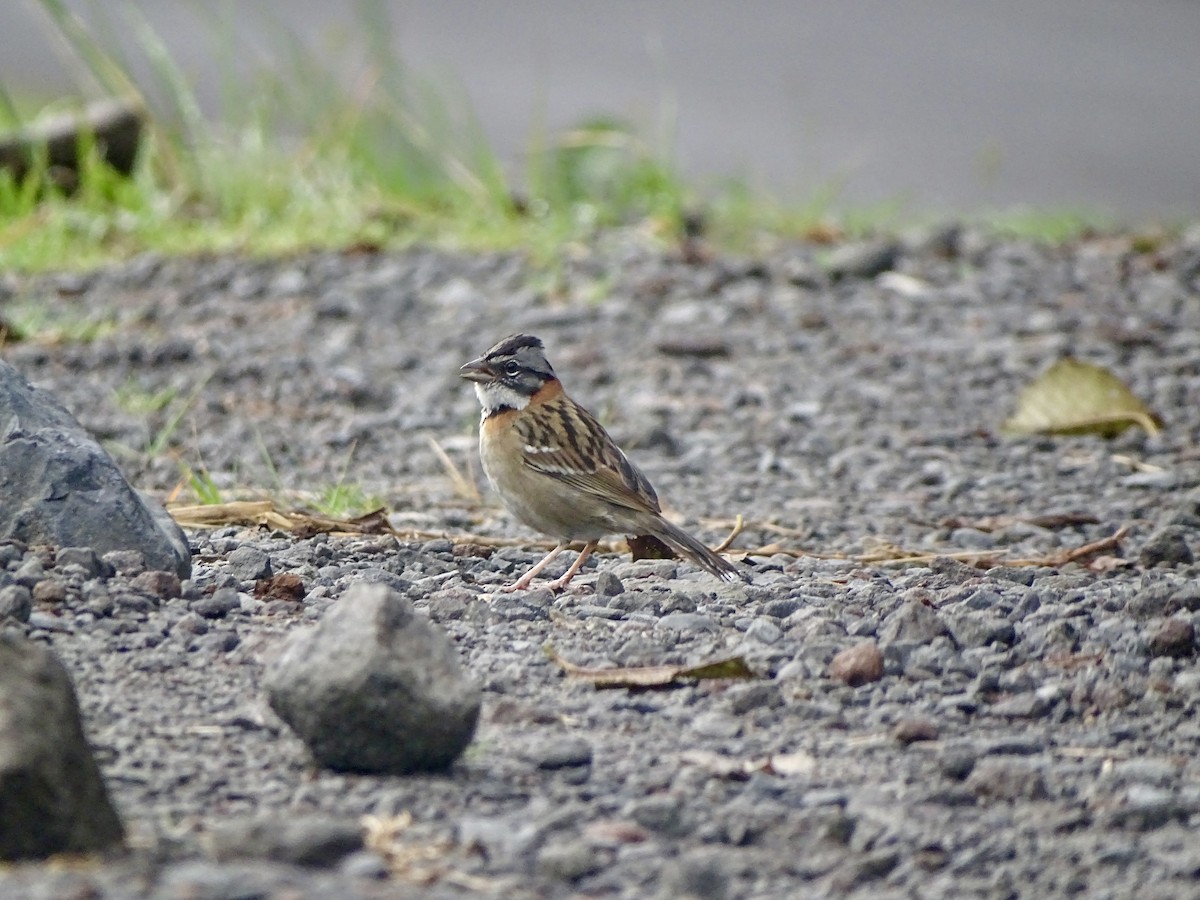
[504,361,521,377]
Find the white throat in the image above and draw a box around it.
[475,381,530,417]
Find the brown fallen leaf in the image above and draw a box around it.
[545,646,756,688]
[627,534,676,561]
[1003,357,1162,437]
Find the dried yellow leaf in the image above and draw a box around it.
[1003,357,1162,437]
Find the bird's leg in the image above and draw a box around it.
[504,542,568,592]
[544,540,599,592]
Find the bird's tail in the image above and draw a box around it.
[650,519,746,583]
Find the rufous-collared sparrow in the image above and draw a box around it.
[460,333,743,591]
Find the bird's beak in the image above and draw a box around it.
[459,357,493,383]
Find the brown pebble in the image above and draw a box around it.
[827,641,885,687]
[893,716,939,745]
[1148,619,1195,658]
[254,573,307,602]
[32,579,68,604]
[131,570,182,600]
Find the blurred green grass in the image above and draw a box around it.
[0,1,1129,273]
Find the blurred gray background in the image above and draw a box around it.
[3,1,1198,222]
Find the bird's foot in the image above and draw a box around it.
[542,574,577,593]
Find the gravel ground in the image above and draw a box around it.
[2,226,1200,898]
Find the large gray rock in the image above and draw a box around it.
[0,634,125,860]
[264,583,480,774]
[0,360,190,578]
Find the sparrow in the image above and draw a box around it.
[459,333,743,591]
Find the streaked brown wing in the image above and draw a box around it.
[516,395,661,515]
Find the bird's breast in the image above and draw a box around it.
[479,410,621,541]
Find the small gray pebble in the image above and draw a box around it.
[104,550,146,576]
[940,747,977,780]
[113,593,153,614]
[457,813,539,862]
[825,238,901,279]
[354,569,411,593]
[988,566,1036,586]
[626,795,691,837]
[489,595,548,622]
[988,693,1050,719]
[536,839,602,882]
[762,597,803,619]
[662,850,731,900]
[1148,656,1176,677]
[606,592,660,614]
[962,589,1005,611]
[239,595,265,615]
[575,604,625,620]
[13,557,44,588]
[745,617,784,644]
[949,527,995,550]
[967,759,1048,801]
[950,612,1016,648]
[1147,618,1195,658]
[536,737,593,770]
[1106,785,1186,831]
[1171,586,1200,611]
[0,544,23,569]
[690,711,743,739]
[173,612,209,636]
[1139,527,1194,568]
[197,631,240,653]
[594,571,625,597]
[0,584,33,622]
[657,612,718,633]
[1121,471,1177,489]
[226,546,273,581]
[193,588,242,619]
[1174,671,1200,693]
[55,547,107,578]
[27,611,73,633]
[339,850,390,880]
[206,815,364,867]
[726,683,781,714]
